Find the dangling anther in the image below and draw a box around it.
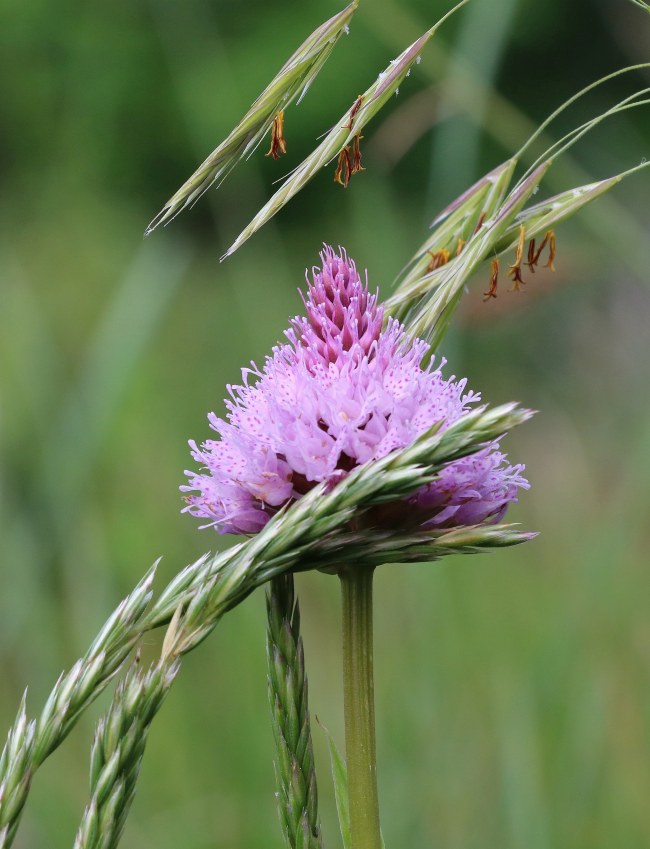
[529,229,557,271]
[508,224,526,291]
[345,95,364,130]
[545,230,557,271]
[334,146,352,187]
[530,232,548,267]
[474,211,487,234]
[456,238,466,257]
[351,133,365,175]
[426,248,451,272]
[526,238,537,273]
[484,258,499,301]
[266,111,287,160]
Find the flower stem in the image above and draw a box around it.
[340,565,381,849]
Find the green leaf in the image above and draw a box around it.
[318,720,351,849]
[318,720,388,849]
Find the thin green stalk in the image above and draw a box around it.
[513,63,650,162]
[340,566,380,849]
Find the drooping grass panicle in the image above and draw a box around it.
[73,659,180,849]
[267,574,322,849]
[0,401,532,847]
[222,0,470,259]
[144,2,358,236]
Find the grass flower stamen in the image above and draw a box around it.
[266,112,288,159]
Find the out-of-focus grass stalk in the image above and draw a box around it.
[222,0,470,259]
[513,89,650,189]
[512,66,650,164]
[628,0,649,11]
[145,2,358,235]
[73,658,180,849]
[267,574,322,849]
[425,0,519,209]
[40,242,191,546]
[0,402,532,848]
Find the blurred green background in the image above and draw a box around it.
[1,0,649,846]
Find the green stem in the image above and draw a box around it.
[340,565,381,849]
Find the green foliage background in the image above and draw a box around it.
[1,0,649,846]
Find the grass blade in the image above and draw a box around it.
[319,721,351,849]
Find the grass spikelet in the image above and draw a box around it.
[387,77,650,347]
[267,575,322,849]
[222,0,470,259]
[0,568,156,847]
[145,2,358,236]
[73,660,180,849]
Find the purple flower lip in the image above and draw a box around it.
[182,246,529,535]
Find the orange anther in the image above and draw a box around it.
[508,225,526,291]
[265,111,287,159]
[345,95,364,130]
[484,258,499,301]
[334,147,352,187]
[351,134,365,175]
[426,248,451,272]
[526,238,537,273]
[545,230,557,271]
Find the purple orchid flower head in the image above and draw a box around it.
[182,246,529,535]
